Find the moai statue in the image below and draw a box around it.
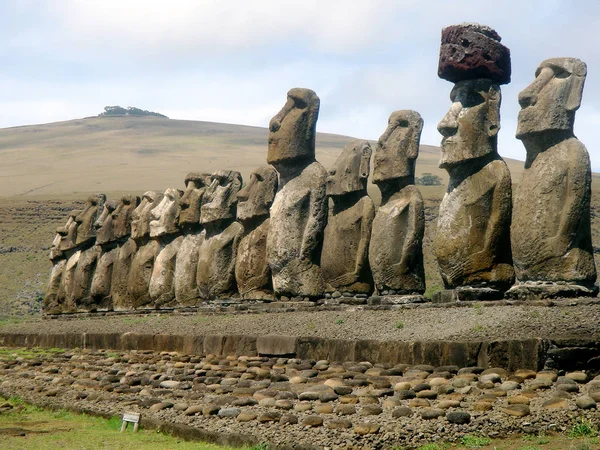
[196,170,244,300]
[369,112,426,302]
[433,23,514,302]
[71,194,105,311]
[508,58,597,298]
[44,212,79,315]
[322,140,375,297]
[235,166,278,300]
[266,88,327,299]
[112,191,162,310]
[89,200,118,311]
[175,173,212,306]
[149,188,183,307]
[126,191,164,309]
[109,195,143,310]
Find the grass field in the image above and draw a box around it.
[0,115,598,315]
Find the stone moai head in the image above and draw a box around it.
[437,79,501,168]
[150,188,182,238]
[200,170,243,225]
[237,166,278,222]
[179,172,212,226]
[57,210,80,252]
[75,194,106,246]
[131,191,163,240]
[50,232,63,261]
[373,111,423,184]
[112,195,140,240]
[95,200,117,245]
[516,57,587,139]
[326,140,372,196]
[267,88,320,166]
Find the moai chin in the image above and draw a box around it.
[235,166,278,300]
[508,57,597,299]
[321,140,375,297]
[369,111,426,302]
[71,194,106,311]
[89,201,118,311]
[175,173,212,306]
[149,188,184,307]
[196,170,244,300]
[433,23,514,302]
[121,191,163,310]
[266,88,327,299]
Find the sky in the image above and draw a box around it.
[1,0,599,169]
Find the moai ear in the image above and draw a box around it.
[486,85,501,137]
[359,142,372,180]
[566,60,587,112]
[408,114,424,160]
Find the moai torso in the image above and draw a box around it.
[195,170,244,300]
[111,238,138,310]
[235,166,278,300]
[61,250,81,313]
[321,141,374,295]
[90,201,117,311]
[45,259,66,315]
[370,185,425,293]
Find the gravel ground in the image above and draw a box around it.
[3,302,600,342]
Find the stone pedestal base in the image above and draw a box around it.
[505,282,599,300]
[369,295,426,305]
[432,287,504,303]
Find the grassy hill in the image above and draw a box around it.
[0,115,597,315]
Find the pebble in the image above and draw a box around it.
[421,408,445,420]
[302,415,323,427]
[354,422,380,435]
[576,395,597,410]
[327,419,352,430]
[446,411,471,424]
[502,405,530,417]
[392,406,414,418]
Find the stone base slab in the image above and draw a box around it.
[506,282,599,300]
[368,295,426,305]
[432,287,505,303]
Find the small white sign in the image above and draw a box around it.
[121,411,140,432]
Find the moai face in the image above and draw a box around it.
[437,79,501,168]
[179,173,211,226]
[58,210,80,252]
[326,140,371,196]
[200,170,242,225]
[113,195,140,240]
[516,57,586,139]
[150,188,181,238]
[237,166,278,221]
[267,88,320,166]
[75,194,106,246]
[50,232,63,260]
[95,201,117,245]
[373,110,423,183]
[131,191,163,240]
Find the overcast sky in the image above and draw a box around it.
[1,0,599,169]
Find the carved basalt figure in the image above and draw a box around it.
[113,195,140,240]
[369,111,426,301]
[235,166,278,300]
[90,201,118,310]
[266,88,327,298]
[508,57,597,298]
[196,170,244,300]
[322,140,375,296]
[149,188,183,307]
[434,24,514,301]
[75,194,106,247]
[175,173,212,306]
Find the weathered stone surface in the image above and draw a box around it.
[438,23,511,84]
[75,194,106,246]
[57,211,80,253]
[90,246,118,310]
[196,171,244,300]
[321,140,375,295]
[95,201,117,246]
[235,166,278,300]
[502,404,529,417]
[369,111,426,295]
[44,259,66,314]
[267,88,326,298]
[110,238,137,310]
[112,195,140,240]
[434,79,514,296]
[447,411,471,424]
[72,245,101,311]
[510,57,597,297]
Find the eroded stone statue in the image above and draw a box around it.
[113,194,140,240]
[322,140,375,296]
[434,24,514,301]
[508,57,597,298]
[175,173,212,306]
[266,88,327,299]
[196,170,244,300]
[74,194,106,247]
[369,112,426,301]
[235,166,278,300]
[89,201,118,310]
[149,188,183,307]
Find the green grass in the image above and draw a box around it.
[335,318,345,325]
[569,417,598,438]
[0,396,245,450]
[395,321,404,329]
[0,347,65,360]
[459,435,491,448]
